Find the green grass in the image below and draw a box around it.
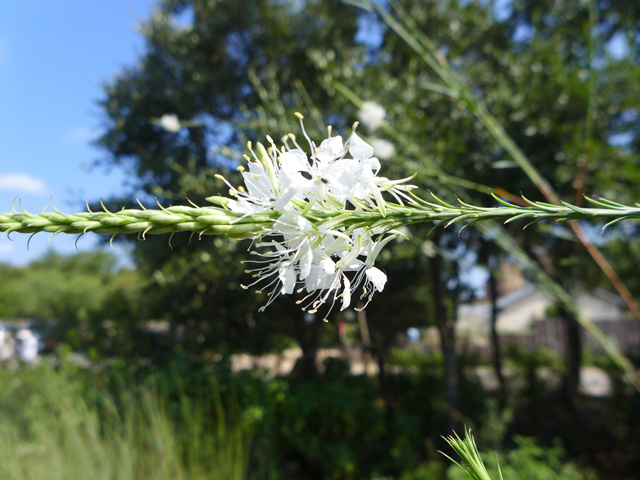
[0,363,253,480]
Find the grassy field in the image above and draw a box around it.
[0,363,253,480]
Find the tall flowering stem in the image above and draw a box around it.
[2,194,638,240]
[2,114,640,321]
[0,202,273,241]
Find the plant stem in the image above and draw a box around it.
[2,195,640,239]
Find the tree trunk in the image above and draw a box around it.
[372,333,394,418]
[489,267,508,403]
[287,297,319,379]
[561,308,582,410]
[357,305,373,375]
[430,253,459,431]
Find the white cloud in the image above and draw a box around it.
[64,127,100,143]
[0,173,49,195]
[0,243,15,254]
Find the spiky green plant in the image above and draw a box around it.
[440,428,503,480]
[2,193,639,242]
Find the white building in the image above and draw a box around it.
[457,284,626,334]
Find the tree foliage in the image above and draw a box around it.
[92,0,640,360]
[0,251,143,354]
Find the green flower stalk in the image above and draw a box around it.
[0,199,273,246]
[1,193,639,241]
[2,115,640,318]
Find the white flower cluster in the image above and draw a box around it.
[217,114,414,320]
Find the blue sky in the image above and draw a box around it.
[0,1,155,266]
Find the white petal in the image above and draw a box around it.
[299,248,313,280]
[317,136,344,162]
[227,201,263,214]
[341,275,351,311]
[364,156,381,173]
[320,258,336,275]
[325,159,361,193]
[279,149,309,175]
[348,133,374,161]
[305,268,337,292]
[342,258,364,272]
[242,165,273,199]
[273,241,288,253]
[274,211,312,236]
[279,265,296,294]
[296,214,312,233]
[365,267,387,292]
[274,186,298,211]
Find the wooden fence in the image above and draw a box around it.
[500,317,640,357]
[411,318,640,360]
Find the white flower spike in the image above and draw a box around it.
[217,113,415,320]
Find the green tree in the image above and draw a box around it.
[92,0,640,389]
[93,0,371,363]
[0,251,143,355]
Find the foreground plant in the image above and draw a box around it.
[441,428,598,480]
[441,428,501,480]
[2,114,640,320]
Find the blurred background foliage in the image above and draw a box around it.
[1,0,640,478]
